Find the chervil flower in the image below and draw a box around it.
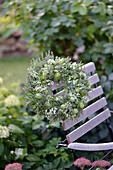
[5,163,23,170]
[0,125,9,138]
[4,95,20,107]
[74,157,91,170]
[92,160,111,170]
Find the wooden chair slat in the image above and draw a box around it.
[52,73,99,96]
[87,86,103,102]
[88,73,99,85]
[82,62,96,74]
[63,97,107,131]
[66,109,111,143]
[55,90,66,96]
[108,165,113,170]
[68,142,113,151]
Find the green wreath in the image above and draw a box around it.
[26,52,91,122]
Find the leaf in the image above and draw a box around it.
[49,121,60,128]
[32,140,44,147]
[2,28,16,39]
[53,158,60,167]
[60,15,67,22]
[79,4,87,15]
[36,167,44,170]
[32,121,45,130]
[0,116,7,122]
[8,124,24,134]
[0,107,8,114]
[26,154,40,162]
[53,21,61,27]
[22,162,35,170]
[108,73,113,81]
[16,116,32,124]
[0,143,4,156]
[52,5,57,13]
[83,0,93,6]
[86,24,97,33]
[92,6,101,13]
[104,47,113,54]
[71,5,79,13]
[100,75,107,83]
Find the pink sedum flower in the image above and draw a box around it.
[5,163,23,170]
[74,157,91,170]
[92,160,111,169]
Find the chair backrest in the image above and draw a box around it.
[50,62,111,144]
[108,165,113,170]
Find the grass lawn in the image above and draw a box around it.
[0,57,31,86]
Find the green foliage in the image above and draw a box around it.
[0,80,73,169]
[3,0,113,76]
[0,13,19,38]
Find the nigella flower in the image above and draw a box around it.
[74,157,91,170]
[0,125,9,138]
[5,163,23,170]
[92,160,111,169]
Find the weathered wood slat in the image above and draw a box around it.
[66,109,111,143]
[87,86,103,102]
[88,73,99,85]
[108,165,113,170]
[55,90,66,96]
[68,142,113,151]
[63,97,107,131]
[82,62,96,74]
[50,82,64,91]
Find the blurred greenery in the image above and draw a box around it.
[3,0,113,76]
[3,0,113,109]
[0,57,30,86]
[0,81,73,169]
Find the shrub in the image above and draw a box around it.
[0,79,73,169]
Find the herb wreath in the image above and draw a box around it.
[26,52,91,122]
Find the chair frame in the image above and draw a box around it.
[51,62,113,167]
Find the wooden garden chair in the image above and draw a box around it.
[50,62,113,168]
[108,165,113,170]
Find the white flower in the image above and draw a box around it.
[10,151,14,154]
[0,77,3,85]
[15,148,23,156]
[15,148,27,159]
[4,95,20,107]
[0,125,9,138]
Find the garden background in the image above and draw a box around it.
[0,0,113,169]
